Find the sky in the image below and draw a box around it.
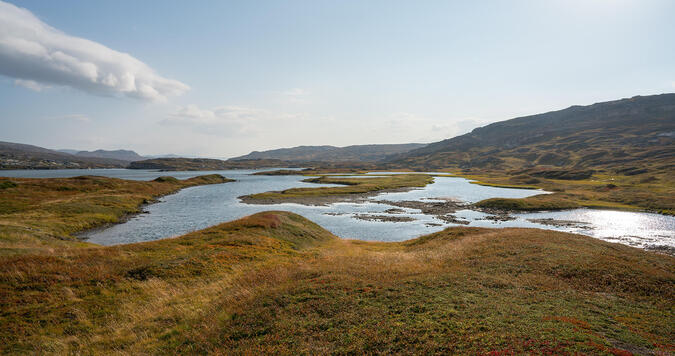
[1,0,674,158]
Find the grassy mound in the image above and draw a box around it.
[153,176,180,183]
[0,211,336,354]
[1,176,673,354]
[1,215,672,354]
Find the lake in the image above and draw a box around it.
[2,168,673,252]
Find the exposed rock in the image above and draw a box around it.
[323,212,346,216]
[378,199,467,216]
[437,214,470,225]
[479,214,516,222]
[526,218,592,229]
[352,214,416,223]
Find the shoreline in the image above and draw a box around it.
[75,178,235,243]
[238,186,421,206]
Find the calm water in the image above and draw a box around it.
[2,169,673,250]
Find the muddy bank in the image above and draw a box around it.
[479,214,516,222]
[353,214,416,223]
[239,187,419,206]
[437,214,470,225]
[527,218,592,229]
[378,199,467,216]
[377,199,471,225]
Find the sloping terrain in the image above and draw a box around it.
[72,149,145,162]
[127,157,300,170]
[233,143,427,162]
[0,210,672,354]
[393,94,675,175]
[1,177,673,354]
[0,141,127,169]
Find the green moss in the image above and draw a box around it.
[0,181,17,190]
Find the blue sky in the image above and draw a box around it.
[1,0,674,158]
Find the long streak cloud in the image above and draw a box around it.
[0,1,189,101]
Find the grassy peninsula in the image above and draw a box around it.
[0,209,672,354]
[240,174,434,204]
[462,170,675,215]
[0,174,233,252]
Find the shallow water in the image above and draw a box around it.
[2,169,673,250]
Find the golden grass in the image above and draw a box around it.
[0,174,233,253]
[1,175,673,354]
[0,210,673,354]
[455,171,675,214]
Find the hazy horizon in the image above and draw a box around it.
[2,0,674,158]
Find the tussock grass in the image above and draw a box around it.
[1,210,673,354]
[1,176,673,354]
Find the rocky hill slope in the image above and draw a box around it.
[392,94,675,175]
[233,143,426,162]
[0,141,127,169]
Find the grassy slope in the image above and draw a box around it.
[387,94,675,215]
[0,174,233,253]
[0,211,673,354]
[0,212,336,354]
[243,174,434,200]
[462,171,675,214]
[393,94,675,175]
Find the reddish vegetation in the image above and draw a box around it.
[230,213,283,229]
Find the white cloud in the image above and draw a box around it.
[0,1,189,101]
[161,105,274,136]
[161,104,315,140]
[374,112,492,143]
[14,78,48,91]
[164,105,266,125]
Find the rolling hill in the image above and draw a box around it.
[69,149,145,162]
[232,143,426,162]
[392,94,675,174]
[127,157,303,170]
[0,141,127,169]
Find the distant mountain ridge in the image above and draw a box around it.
[74,149,144,162]
[392,93,675,174]
[127,158,301,171]
[56,149,183,161]
[232,143,427,162]
[0,142,127,169]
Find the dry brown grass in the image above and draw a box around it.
[0,174,673,354]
